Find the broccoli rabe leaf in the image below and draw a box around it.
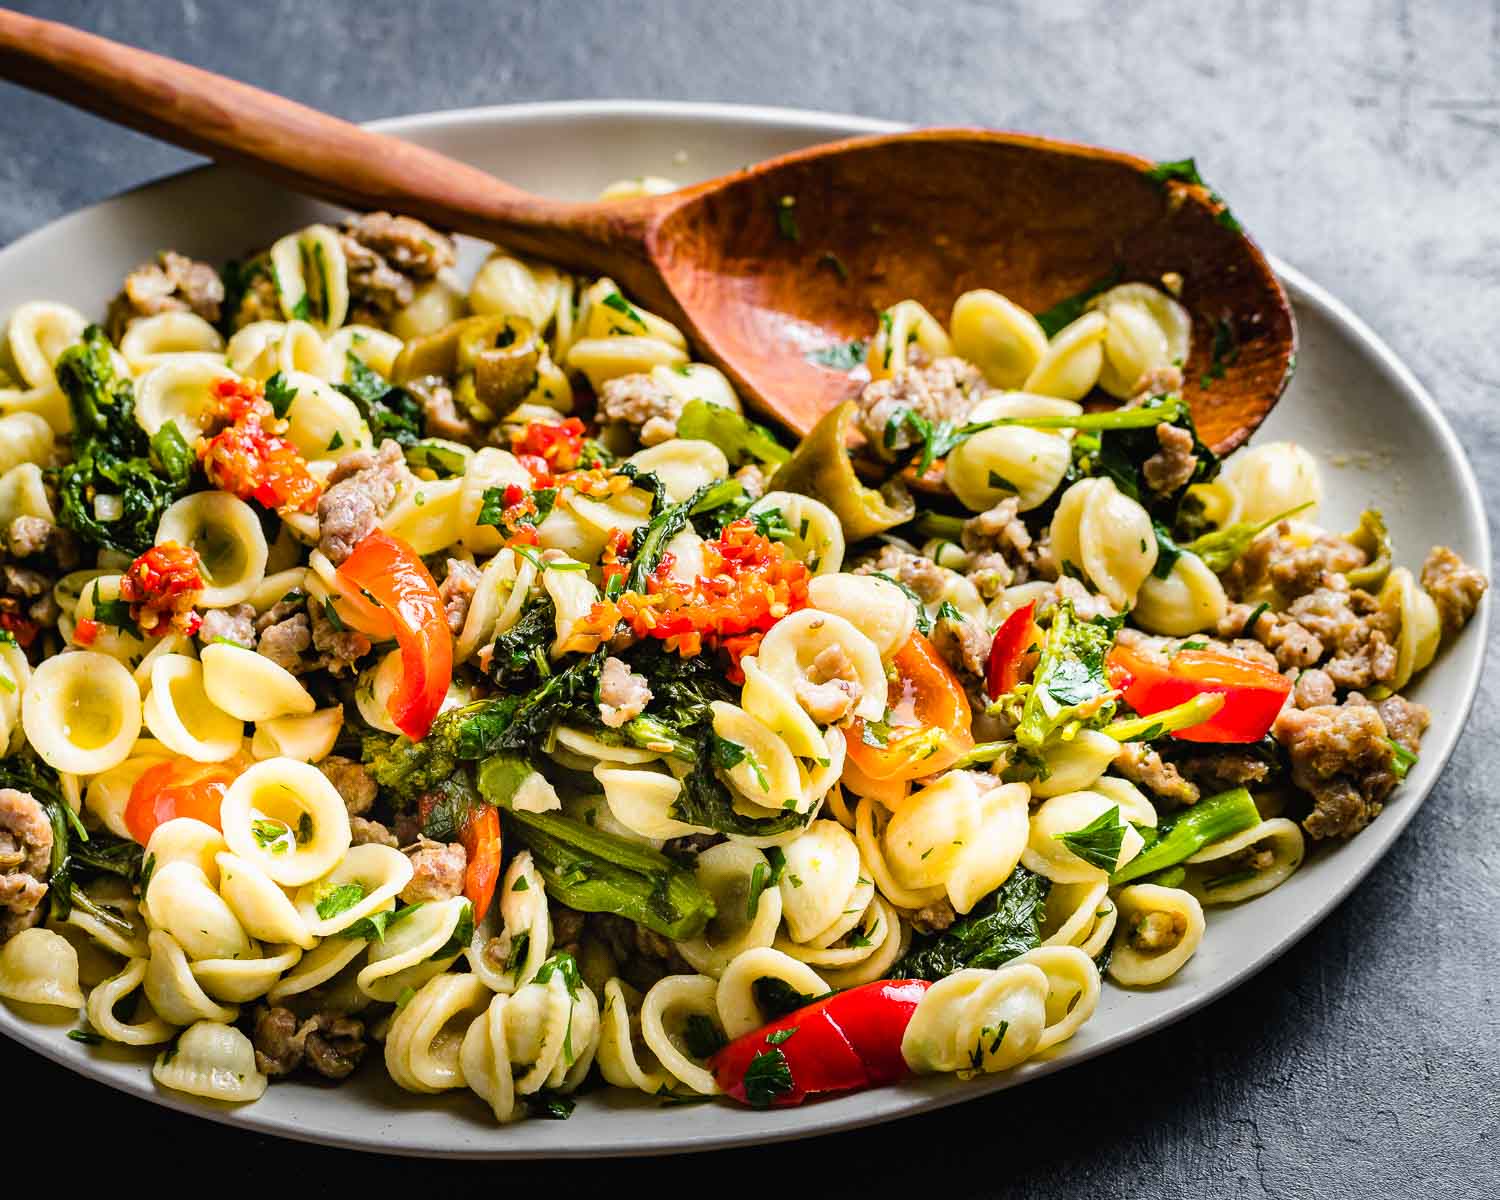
[486,596,558,690]
[55,326,193,554]
[898,865,1050,980]
[1091,394,1219,522]
[1,751,142,937]
[676,398,790,467]
[1032,268,1123,338]
[335,352,424,447]
[1014,602,1124,750]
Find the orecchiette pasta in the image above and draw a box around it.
[152,1019,267,1103]
[638,973,725,1096]
[1132,550,1229,636]
[1107,884,1207,986]
[142,654,243,762]
[219,757,352,886]
[22,651,142,775]
[0,927,84,1008]
[156,491,269,608]
[1221,440,1323,524]
[1049,476,1158,609]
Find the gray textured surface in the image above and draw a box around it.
[0,0,1495,1193]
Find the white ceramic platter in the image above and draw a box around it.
[0,101,1488,1158]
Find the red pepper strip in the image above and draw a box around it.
[711,979,932,1107]
[1108,642,1292,744]
[985,600,1041,699]
[335,530,452,740]
[458,804,502,923]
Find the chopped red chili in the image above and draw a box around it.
[198,377,321,514]
[566,518,810,681]
[119,540,204,637]
[510,417,587,474]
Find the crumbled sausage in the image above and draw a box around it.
[403,375,487,446]
[598,372,682,446]
[1375,694,1430,755]
[1114,742,1200,807]
[338,213,456,324]
[1420,546,1487,636]
[343,212,455,278]
[0,787,51,923]
[316,439,408,564]
[299,1011,368,1079]
[258,612,312,674]
[251,1004,367,1080]
[958,497,1041,594]
[1174,749,1273,792]
[1129,909,1187,952]
[2,565,48,598]
[1143,421,1199,495]
[597,655,653,728]
[317,755,378,816]
[439,558,482,636]
[854,543,949,605]
[5,515,51,559]
[792,641,862,724]
[1293,668,1336,709]
[1033,575,1117,623]
[197,602,256,650]
[855,355,985,458]
[251,1004,302,1076]
[1135,363,1185,397]
[733,463,768,500]
[105,250,224,339]
[911,897,957,934]
[400,836,468,904]
[349,816,398,848]
[931,613,990,679]
[310,601,370,675]
[1272,700,1400,839]
[1221,522,1367,603]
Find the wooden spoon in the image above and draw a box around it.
[0,9,1294,459]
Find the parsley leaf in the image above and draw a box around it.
[804,338,868,371]
[265,371,298,419]
[315,882,367,920]
[742,1046,795,1108]
[1054,805,1127,871]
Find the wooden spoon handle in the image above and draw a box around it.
[0,9,651,271]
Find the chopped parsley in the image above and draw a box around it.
[742,1046,795,1108]
[804,338,868,371]
[1054,805,1127,872]
[773,194,800,241]
[315,882,367,920]
[265,371,298,419]
[765,1026,798,1045]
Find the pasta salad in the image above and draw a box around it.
[0,182,1485,1120]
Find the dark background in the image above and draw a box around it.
[2,2,1496,1195]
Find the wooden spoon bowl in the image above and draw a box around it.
[0,9,1294,461]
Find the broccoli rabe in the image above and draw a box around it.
[54,326,193,554]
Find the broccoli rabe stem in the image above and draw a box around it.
[950,740,1014,769]
[972,399,1188,435]
[913,511,967,542]
[1110,786,1260,885]
[1102,693,1226,741]
[505,809,715,940]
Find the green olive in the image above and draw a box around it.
[769,400,914,540]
